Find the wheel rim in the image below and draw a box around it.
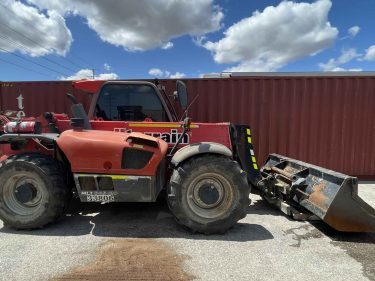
[2,173,44,216]
[187,172,234,219]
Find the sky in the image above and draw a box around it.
[0,0,374,81]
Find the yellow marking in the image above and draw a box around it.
[129,123,199,128]
[246,128,251,135]
[251,156,257,163]
[110,175,128,180]
[76,174,128,180]
[247,137,252,143]
[253,164,258,170]
[132,144,144,149]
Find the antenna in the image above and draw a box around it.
[179,94,199,121]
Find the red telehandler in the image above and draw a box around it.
[0,80,373,234]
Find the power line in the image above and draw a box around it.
[0,33,78,74]
[0,2,91,70]
[0,20,85,70]
[69,53,93,69]
[0,57,54,78]
[0,46,69,77]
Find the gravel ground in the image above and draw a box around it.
[0,183,374,281]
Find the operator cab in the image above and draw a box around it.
[92,82,175,122]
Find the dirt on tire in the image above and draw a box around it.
[51,239,194,281]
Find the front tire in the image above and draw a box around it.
[167,155,250,234]
[0,153,68,229]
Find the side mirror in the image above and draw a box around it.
[66,93,78,105]
[175,80,188,109]
[66,92,92,130]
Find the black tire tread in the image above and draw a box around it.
[0,153,68,229]
[167,154,250,234]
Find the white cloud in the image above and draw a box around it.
[0,0,72,57]
[193,36,207,47]
[161,42,174,50]
[348,26,360,38]
[96,72,118,80]
[331,67,362,72]
[103,63,111,71]
[319,48,361,71]
[148,68,185,78]
[225,60,281,72]
[28,0,223,51]
[203,0,338,72]
[363,45,375,61]
[148,68,165,77]
[169,72,186,79]
[60,69,118,80]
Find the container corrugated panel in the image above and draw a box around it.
[0,81,92,117]
[1,76,374,178]
[159,76,375,178]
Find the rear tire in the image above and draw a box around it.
[167,155,250,234]
[0,153,68,229]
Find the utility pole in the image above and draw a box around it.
[91,69,95,79]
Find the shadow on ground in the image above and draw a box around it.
[2,195,373,244]
[247,197,286,217]
[250,195,375,242]
[0,198,274,242]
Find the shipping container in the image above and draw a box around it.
[1,73,374,178]
[0,81,93,118]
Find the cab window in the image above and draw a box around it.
[95,84,168,121]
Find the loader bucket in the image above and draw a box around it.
[262,154,375,232]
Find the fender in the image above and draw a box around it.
[171,142,232,166]
[0,133,58,159]
[56,130,167,175]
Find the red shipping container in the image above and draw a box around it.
[1,74,374,178]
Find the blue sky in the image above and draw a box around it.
[0,0,374,81]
